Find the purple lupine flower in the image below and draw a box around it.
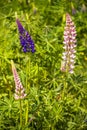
[16,19,35,53]
[11,60,27,100]
[61,13,77,74]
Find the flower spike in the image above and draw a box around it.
[11,60,27,100]
[61,13,77,74]
[16,19,35,53]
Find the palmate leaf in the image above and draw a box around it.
[0,96,19,113]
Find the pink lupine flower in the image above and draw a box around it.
[11,60,27,100]
[61,13,77,74]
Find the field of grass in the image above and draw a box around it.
[0,0,87,129]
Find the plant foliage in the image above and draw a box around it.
[0,0,87,129]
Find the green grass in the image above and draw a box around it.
[0,0,87,129]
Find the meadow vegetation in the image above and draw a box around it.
[0,0,87,129]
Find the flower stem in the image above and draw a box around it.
[25,54,31,125]
[20,99,22,129]
[62,73,68,99]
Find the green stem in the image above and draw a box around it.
[26,55,31,91]
[25,54,31,125]
[20,99,22,129]
[62,73,67,99]
[25,100,28,125]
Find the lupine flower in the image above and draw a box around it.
[72,6,76,15]
[71,3,76,15]
[61,13,77,74]
[16,19,35,53]
[11,60,27,100]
